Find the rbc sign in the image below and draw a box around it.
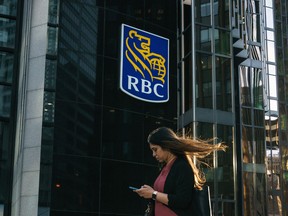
[120,24,169,103]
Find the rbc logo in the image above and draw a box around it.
[120,24,169,103]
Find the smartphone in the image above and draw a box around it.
[129,186,140,190]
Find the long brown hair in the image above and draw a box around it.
[147,127,227,190]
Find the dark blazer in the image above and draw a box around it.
[163,157,194,216]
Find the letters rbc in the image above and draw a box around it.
[127,75,164,98]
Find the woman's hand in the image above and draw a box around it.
[134,184,154,199]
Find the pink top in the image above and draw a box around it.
[153,158,177,216]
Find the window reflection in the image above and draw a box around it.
[0,0,17,16]
[195,0,211,25]
[217,125,234,200]
[255,127,265,163]
[255,173,268,214]
[0,52,13,83]
[216,57,231,111]
[240,66,251,106]
[267,41,275,62]
[242,126,253,163]
[47,27,58,55]
[265,7,274,29]
[45,59,57,90]
[196,25,212,52]
[268,75,277,98]
[266,30,274,41]
[184,54,193,111]
[196,53,212,108]
[253,68,263,109]
[0,121,9,201]
[43,92,55,123]
[0,18,16,48]
[0,85,11,117]
[49,0,59,24]
[215,29,230,55]
[214,0,230,28]
[243,172,255,215]
[242,108,252,125]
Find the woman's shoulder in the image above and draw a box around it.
[172,157,191,170]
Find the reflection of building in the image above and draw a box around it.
[0,0,288,216]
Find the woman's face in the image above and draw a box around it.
[149,143,170,163]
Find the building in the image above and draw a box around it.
[0,0,287,215]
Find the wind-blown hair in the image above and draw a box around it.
[147,127,227,190]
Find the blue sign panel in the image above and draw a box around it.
[120,24,169,103]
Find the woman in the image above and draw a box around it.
[134,127,226,216]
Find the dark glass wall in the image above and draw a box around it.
[273,0,288,214]
[0,0,21,215]
[38,0,177,215]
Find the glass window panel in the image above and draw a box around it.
[0,121,9,201]
[240,67,251,106]
[222,202,235,216]
[255,128,265,163]
[278,105,286,130]
[265,0,273,7]
[214,0,230,28]
[215,29,231,55]
[265,7,274,29]
[0,52,13,83]
[197,122,213,139]
[274,0,281,20]
[256,174,268,215]
[196,53,213,108]
[51,155,100,212]
[196,25,212,52]
[197,122,214,177]
[184,4,191,29]
[0,18,16,48]
[266,30,274,41]
[45,59,57,90]
[47,27,58,55]
[276,23,282,47]
[242,108,252,125]
[53,101,101,157]
[269,99,278,112]
[253,69,263,109]
[276,49,283,75]
[184,26,192,56]
[242,126,253,163]
[145,0,177,30]
[216,57,232,111]
[38,127,54,207]
[101,160,158,214]
[243,172,255,214]
[252,14,261,42]
[43,92,55,123]
[267,41,275,62]
[0,85,11,117]
[195,0,211,25]
[217,125,234,199]
[254,110,264,127]
[268,64,276,75]
[268,75,277,97]
[49,0,59,24]
[0,0,17,16]
[184,54,193,111]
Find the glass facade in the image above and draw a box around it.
[38,0,177,215]
[1,0,288,215]
[272,0,288,215]
[179,0,235,215]
[0,0,19,215]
